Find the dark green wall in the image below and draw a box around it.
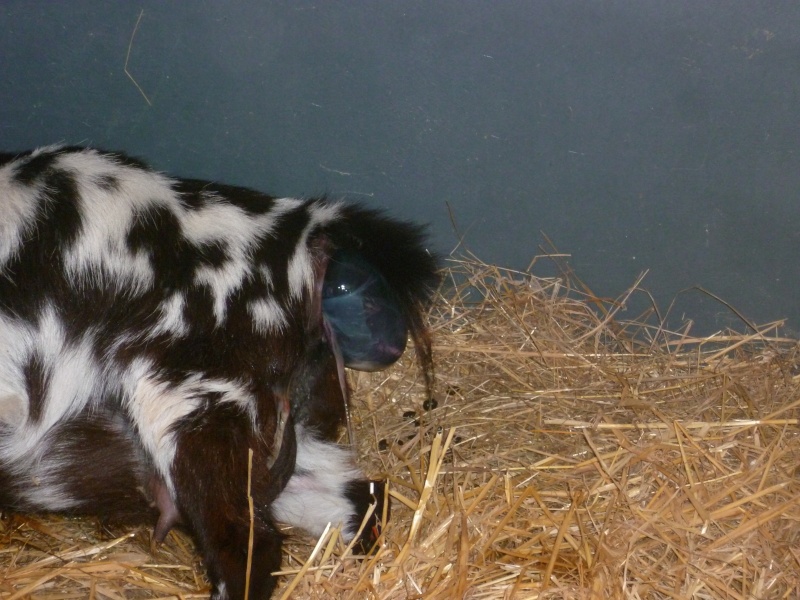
[3,2,800,334]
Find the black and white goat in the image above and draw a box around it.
[0,146,438,599]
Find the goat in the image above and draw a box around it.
[0,145,438,599]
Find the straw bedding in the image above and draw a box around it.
[2,256,799,599]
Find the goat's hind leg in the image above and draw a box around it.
[170,401,295,600]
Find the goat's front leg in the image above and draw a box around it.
[271,424,387,554]
[169,401,295,600]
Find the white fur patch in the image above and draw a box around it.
[0,306,103,461]
[214,582,228,600]
[286,244,314,300]
[19,476,79,511]
[0,318,30,429]
[15,445,80,511]
[0,393,26,427]
[258,264,274,288]
[149,292,189,338]
[58,149,176,294]
[271,425,364,539]
[248,298,288,333]
[39,312,102,427]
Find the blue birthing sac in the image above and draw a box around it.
[322,250,408,371]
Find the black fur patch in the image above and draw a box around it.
[176,179,277,215]
[42,414,155,523]
[44,167,84,251]
[0,168,82,320]
[287,337,347,440]
[0,150,32,168]
[95,173,121,191]
[22,354,49,424]
[126,204,197,290]
[12,148,64,185]
[345,479,389,555]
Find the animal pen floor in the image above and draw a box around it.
[2,257,799,599]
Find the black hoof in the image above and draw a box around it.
[345,479,390,554]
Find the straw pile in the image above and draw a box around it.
[2,256,799,599]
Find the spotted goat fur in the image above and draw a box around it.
[0,146,438,599]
